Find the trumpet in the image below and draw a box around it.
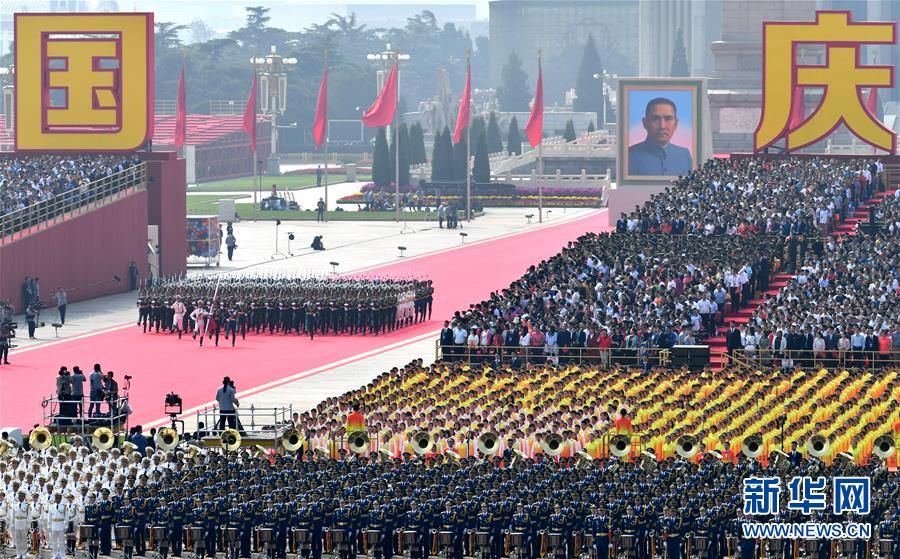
[540,433,564,457]
[741,435,764,459]
[348,431,369,455]
[806,434,830,458]
[476,431,499,456]
[281,429,303,452]
[411,431,432,455]
[609,434,631,458]
[29,427,52,451]
[676,435,699,459]
[221,428,241,452]
[92,427,114,451]
[873,434,896,459]
[155,427,179,451]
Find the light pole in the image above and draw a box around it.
[366,43,411,223]
[592,70,616,127]
[250,46,297,177]
[0,66,14,136]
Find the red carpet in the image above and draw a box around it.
[0,211,607,429]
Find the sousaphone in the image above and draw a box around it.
[92,427,114,450]
[221,428,241,452]
[348,431,369,454]
[541,433,565,457]
[676,435,699,459]
[476,432,499,456]
[29,427,52,451]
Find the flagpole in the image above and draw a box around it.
[395,60,401,223]
[465,52,472,222]
[537,51,543,224]
[323,50,329,220]
[251,54,259,209]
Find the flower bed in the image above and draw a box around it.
[337,193,602,208]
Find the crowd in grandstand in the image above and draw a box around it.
[438,157,899,369]
[0,155,142,217]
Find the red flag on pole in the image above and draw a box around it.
[453,59,471,144]
[242,70,257,152]
[524,59,543,147]
[313,66,328,149]
[787,86,803,132]
[865,86,878,116]
[362,63,397,128]
[174,64,187,149]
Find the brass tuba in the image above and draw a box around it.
[411,431,432,455]
[741,435,764,459]
[609,434,631,458]
[281,429,303,452]
[348,431,369,455]
[806,434,830,458]
[92,427,114,450]
[0,439,14,458]
[221,428,241,452]
[676,435,699,459]
[122,441,139,456]
[155,427,179,451]
[476,432,500,456]
[29,427,52,451]
[873,434,896,459]
[541,433,565,457]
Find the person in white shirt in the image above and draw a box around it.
[189,303,208,346]
[170,296,187,339]
[12,491,30,559]
[47,493,67,559]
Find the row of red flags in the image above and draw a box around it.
[174,60,881,153]
[173,59,883,153]
[172,57,548,152]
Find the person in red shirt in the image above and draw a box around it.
[346,404,365,433]
[614,409,633,434]
[597,330,613,367]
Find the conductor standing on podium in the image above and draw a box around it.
[215,376,239,430]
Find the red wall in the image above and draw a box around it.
[0,189,148,308]
[142,151,187,279]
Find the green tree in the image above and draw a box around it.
[394,123,411,186]
[155,21,187,52]
[587,121,596,133]
[471,116,486,147]
[373,127,391,187]
[573,34,604,115]
[408,123,425,165]
[486,112,503,154]
[564,119,577,142]
[473,133,490,184]
[671,28,689,77]
[506,116,522,155]
[451,129,469,182]
[431,127,451,183]
[388,125,410,187]
[497,52,530,111]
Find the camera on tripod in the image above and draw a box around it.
[165,392,183,416]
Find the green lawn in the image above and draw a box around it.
[189,174,371,192]
[187,194,250,215]
[232,205,447,221]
